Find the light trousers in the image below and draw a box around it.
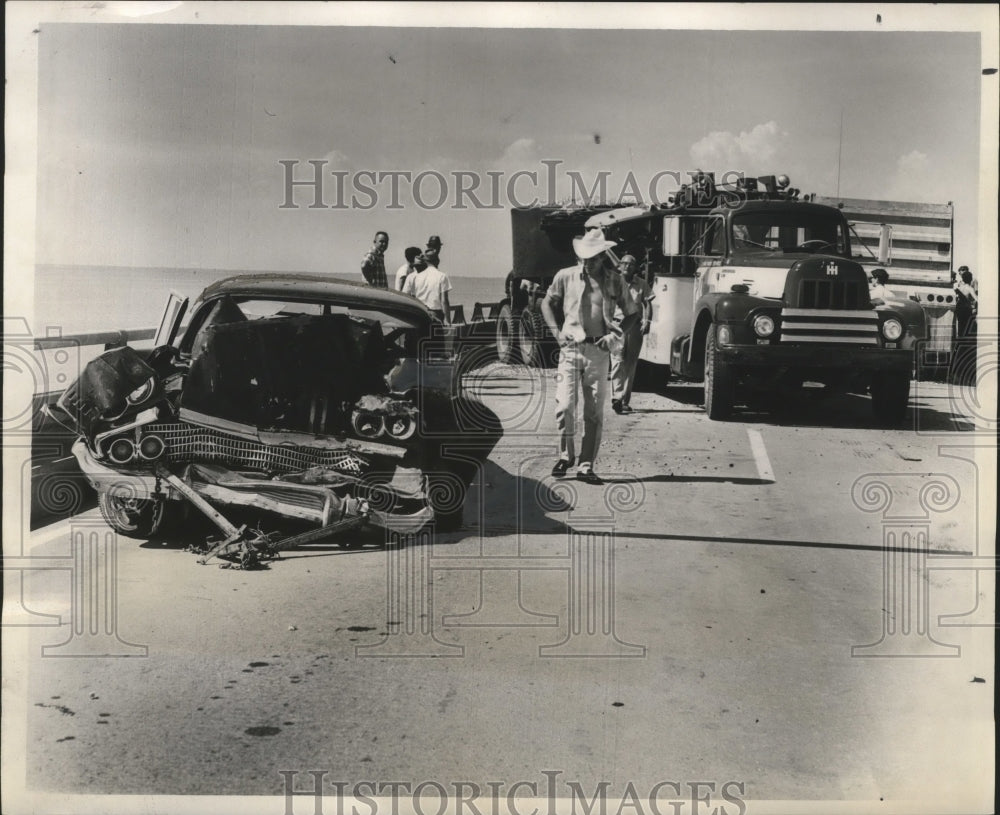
[555,342,609,468]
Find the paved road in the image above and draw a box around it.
[6,368,994,813]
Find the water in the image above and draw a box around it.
[33,265,507,336]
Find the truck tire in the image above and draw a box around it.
[704,326,735,420]
[871,372,910,426]
[518,306,551,368]
[98,490,176,539]
[495,303,519,364]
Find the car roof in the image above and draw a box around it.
[196,272,434,317]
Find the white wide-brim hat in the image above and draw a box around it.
[573,229,617,259]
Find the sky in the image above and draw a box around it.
[9,4,998,292]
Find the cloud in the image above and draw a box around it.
[689,121,787,173]
[886,150,940,202]
[498,137,540,166]
[322,149,352,169]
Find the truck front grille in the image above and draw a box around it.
[794,279,868,310]
[779,309,879,345]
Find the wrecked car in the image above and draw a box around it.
[51,274,501,554]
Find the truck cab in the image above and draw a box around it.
[588,173,926,424]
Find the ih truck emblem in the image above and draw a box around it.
[824,261,839,276]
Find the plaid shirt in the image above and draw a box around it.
[361,249,388,289]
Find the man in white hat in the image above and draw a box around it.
[541,229,639,484]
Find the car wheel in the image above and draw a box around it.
[518,306,551,368]
[495,304,519,364]
[871,371,910,426]
[97,489,175,539]
[704,326,735,420]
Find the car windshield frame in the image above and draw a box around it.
[178,295,428,358]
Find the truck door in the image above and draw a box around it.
[641,214,721,366]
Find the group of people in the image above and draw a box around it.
[870,265,979,341]
[540,230,653,485]
[360,231,453,323]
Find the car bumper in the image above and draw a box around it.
[71,440,435,533]
[718,342,913,372]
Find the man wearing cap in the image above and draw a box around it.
[541,229,639,484]
[361,231,390,288]
[610,253,653,414]
[425,235,443,269]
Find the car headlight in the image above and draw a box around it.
[127,376,157,405]
[882,318,904,341]
[352,410,385,438]
[752,314,776,337]
[385,414,417,440]
[106,436,137,465]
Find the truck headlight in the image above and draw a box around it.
[752,315,775,337]
[882,318,903,341]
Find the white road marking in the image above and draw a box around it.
[747,428,775,482]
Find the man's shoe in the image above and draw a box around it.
[619,403,633,414]
[551,458,574,478]
[612,400,624,414]
[576,468,603,485]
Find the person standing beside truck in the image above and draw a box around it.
[361,231,390,288]
[610,254,653,414]
[868,268,892,303]
[424,235,443,269]
[403,253,452,323]
[395,246,424,291]
[541,230,638,484]
[954,266,978,339]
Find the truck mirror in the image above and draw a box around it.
[662,216,681,256]
[877,223,893,264]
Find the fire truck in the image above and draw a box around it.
[485,172,952,425]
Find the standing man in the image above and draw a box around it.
[403,253,452,323]
[424,235,443,269]
[361,231,389,288]
[541,230,638,484]
[953,266,978,339]
[610,254,653,414]
[395,246,424,291]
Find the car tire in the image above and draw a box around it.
[518,306,551,368]
[495,303,519,364]
[97,489,177,539]
[871,371,910,426]
[704,326,735,420]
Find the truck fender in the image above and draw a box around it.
[687,308,715,378]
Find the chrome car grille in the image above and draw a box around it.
[147,422,371,475]
[779,309,880,345]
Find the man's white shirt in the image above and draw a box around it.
[403,265,452,311]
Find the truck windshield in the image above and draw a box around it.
[730,211,846,255]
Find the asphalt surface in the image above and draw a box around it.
[5,367,995,814]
